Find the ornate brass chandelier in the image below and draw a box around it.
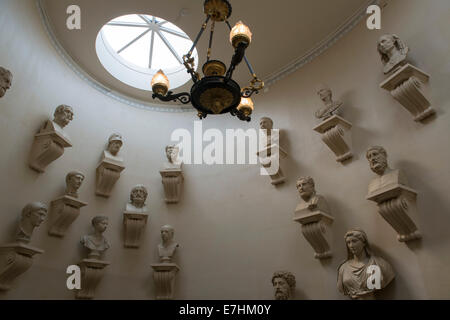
[150,0,264,122]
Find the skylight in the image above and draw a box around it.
[96,14,198,92]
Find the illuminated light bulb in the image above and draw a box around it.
[237,97,254,116]
[151,69,169,96]
[230,21,252,48]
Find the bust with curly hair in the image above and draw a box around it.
[271,271,296,300]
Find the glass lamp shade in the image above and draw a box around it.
[230,21,252,48]
[237,97,254,116]
[151,70,170,96]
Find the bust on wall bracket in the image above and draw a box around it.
[0,202,46,291]
[313,85,353,163]
[123,185,149,248]
[48,171,87,237]
[95,133,125,198]
[293,177,334,259]
[76,216,110,299]
[160,145,183,204]
[0,66,12,98]
[257,117,287,186]
[151,225,180,300]
[365,146,421,242]
[377,34,435,122]
[28,105,73,173]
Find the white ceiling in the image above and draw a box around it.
[41,0,371,104]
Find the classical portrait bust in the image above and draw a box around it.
[17,202,47,243]
[259,117,276,147]
[0,66,12,98]
[103,133,123,162]
[271,271,296,300]
[366,146,408,197]
[295,176,330,213]
[337,229,395,299]
[80,216,110,259]
[377,34,409,74]
[126,184,148,213]
[158,225,179,263]
[65,170,85,198]
[39,104,74,142]
[164,145,182,169]
[314,84,343,120]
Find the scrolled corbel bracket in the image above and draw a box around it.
[75,259,110,299]
[293,211,334,259]
[367,184,421,242]
[380,64,435,122]
[29,130,72,173]
[123,212,149,248]
[257,144,288,186]
[151,263,180,300]
[48,195,87,237]
[160,169,183,204]
[313,115,353,164]
[95,160,125,198]
[0,243,44,290]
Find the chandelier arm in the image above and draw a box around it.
[225,41,247,80]
[206,20,215,62]
[186,15,211,59]
[152,91,191,104]
[230,108,251,122]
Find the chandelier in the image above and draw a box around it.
[150,0,264,122]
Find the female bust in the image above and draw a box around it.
[377,34,409,74]
[80,216,110,259]
[337,229,395,299]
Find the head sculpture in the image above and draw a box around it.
[0,66,12,98]
[271,271,296,300]
[366,146,388,176]
[160,224,175,243]
[107,133,123,156]
[92,216,108,234]
[165,145,180,164]
[260,117,273,130]
[377,34,409,74]
[130,184,148,208]
[343,229,372,260]
[296,176,316,201]
[18,202,47,243]
[65,170,85,197]
[316,84,333,105]
[53,105,74,128]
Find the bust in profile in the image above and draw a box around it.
[80,216,110,259]
[377,34,409,74]
[337,229,395,299]
[271,271,296,300]
[65,170,85,198]
[41,105,74,140]
[126,184,148,213]
[0,66,12,98]
[366,146,408,197]
[158,225,179,263]
[164,145,182,170]
[295,176,330,214]
[314,84,343,120]
[102,133,123,163]
[17,202,47,243]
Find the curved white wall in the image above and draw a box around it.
[0,0,449,299]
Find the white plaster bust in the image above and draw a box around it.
[259,116,280,150]
[271,271,296,300]
[65,170,85,198]
[314,84,343,120]
[17,202,47,244]
[295,176,330,214]
[0,66,12,98]
[163,145,182,170]
[366,146,408,196]
[125,184,148,213]
[377,34,409,75]
[337,229,395,299]
[102,133,123,163]
[80,216,110,259]
[158,225,179,263]
[40,105,74,142]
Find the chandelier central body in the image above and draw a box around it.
[151,0,264,122]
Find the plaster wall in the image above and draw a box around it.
[0,0,449,299]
